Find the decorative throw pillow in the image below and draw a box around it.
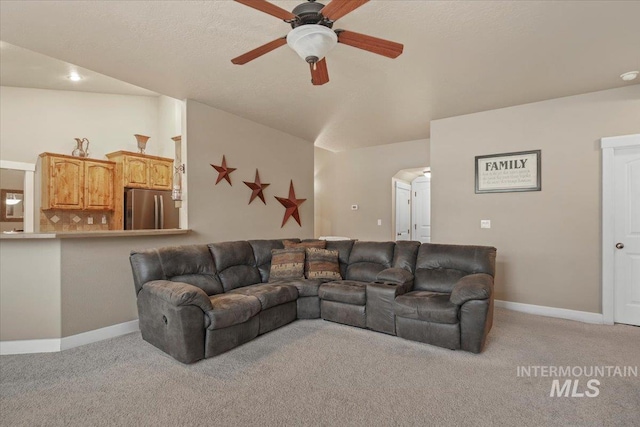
[283,239,327,250]
[269,248,305,282]
[305,248,342,281]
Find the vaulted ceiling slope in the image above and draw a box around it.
[1,1,638,152]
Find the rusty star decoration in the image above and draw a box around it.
[243,169,270,205]
[211,155,236,185]
[275,180,306,227]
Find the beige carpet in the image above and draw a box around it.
[1,308,639,426]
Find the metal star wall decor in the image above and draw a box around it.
[243,169,270,205]
[211,155,236,185]
[275,180,306,227]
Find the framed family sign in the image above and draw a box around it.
[475,150,541,194]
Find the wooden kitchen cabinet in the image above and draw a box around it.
[149,159,173,190]
[84,160,115,210]
[106,151,175,229]
[39,153,115,211]
[107,151,173,191]
[123,156,149,188]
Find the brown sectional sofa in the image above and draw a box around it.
[130,239,496,363]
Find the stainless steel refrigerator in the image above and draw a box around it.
[125,189,179,230]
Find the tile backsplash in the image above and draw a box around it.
[40,210,111,232]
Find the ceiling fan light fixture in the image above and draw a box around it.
[287,24,337,64]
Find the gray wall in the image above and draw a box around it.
[314,139,429,240]
[186,100,314,242]
[0,239,61,340]
[430,85,640,313]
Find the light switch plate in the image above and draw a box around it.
[481,220,491,229]
[87,216,93,225]
[377,219,382,226]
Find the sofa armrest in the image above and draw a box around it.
[142,280,213,313]
[366,282,410,334]
[450,273,493,306]
[376,268,414,287]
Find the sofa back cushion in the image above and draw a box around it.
[284,239,327,249]
[208,241,261,292]
[130,249,164,295]
[414,243,497,293]
[130,245,222,296]
[345,241,395,282]
[249,239,287,282]
[392,241,421,273]
[325,239,356,279]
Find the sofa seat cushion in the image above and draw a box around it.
[318,280,366,306]
[229,283,298,310]
[270,278,326,297]
[207,293,262,330]
[394,291,459,324]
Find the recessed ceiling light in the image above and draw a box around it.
[68,71,82,82]
[620,71,638,81]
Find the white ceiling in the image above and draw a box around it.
[1,1,639,152]
[0,41,158,97]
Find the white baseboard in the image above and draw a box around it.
[495,300,604,324]
[60,319,139,351]
[0,320,139,356]
[0,339,61,355]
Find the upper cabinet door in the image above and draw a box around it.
[84,161,115,210]
[149,159,173,190]
[48,156,84,209]
[124,156,149,188]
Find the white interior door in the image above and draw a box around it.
[412,175,431,243]
[614,146,640,326]
[395,181,411,241]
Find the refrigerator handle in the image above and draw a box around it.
[154,195,159,229]
[159,194,165,229]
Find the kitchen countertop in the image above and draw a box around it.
[0,229,191,240]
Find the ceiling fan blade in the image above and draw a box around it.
[231,37,287,65]
[234,0,296,21]
[321,0,369,22]
[310,58,329,86]
[337,30,403,58]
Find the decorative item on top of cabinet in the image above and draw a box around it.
[134,134,150,154]
[72,138,90,158]
[39,153,114,211]
[106,151,175,229]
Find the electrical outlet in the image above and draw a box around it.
[87,216,93,225]
[351,204,358,210]
[101,215,107,224]
[481,220,491,229]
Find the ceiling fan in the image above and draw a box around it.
[231,0,404,85]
